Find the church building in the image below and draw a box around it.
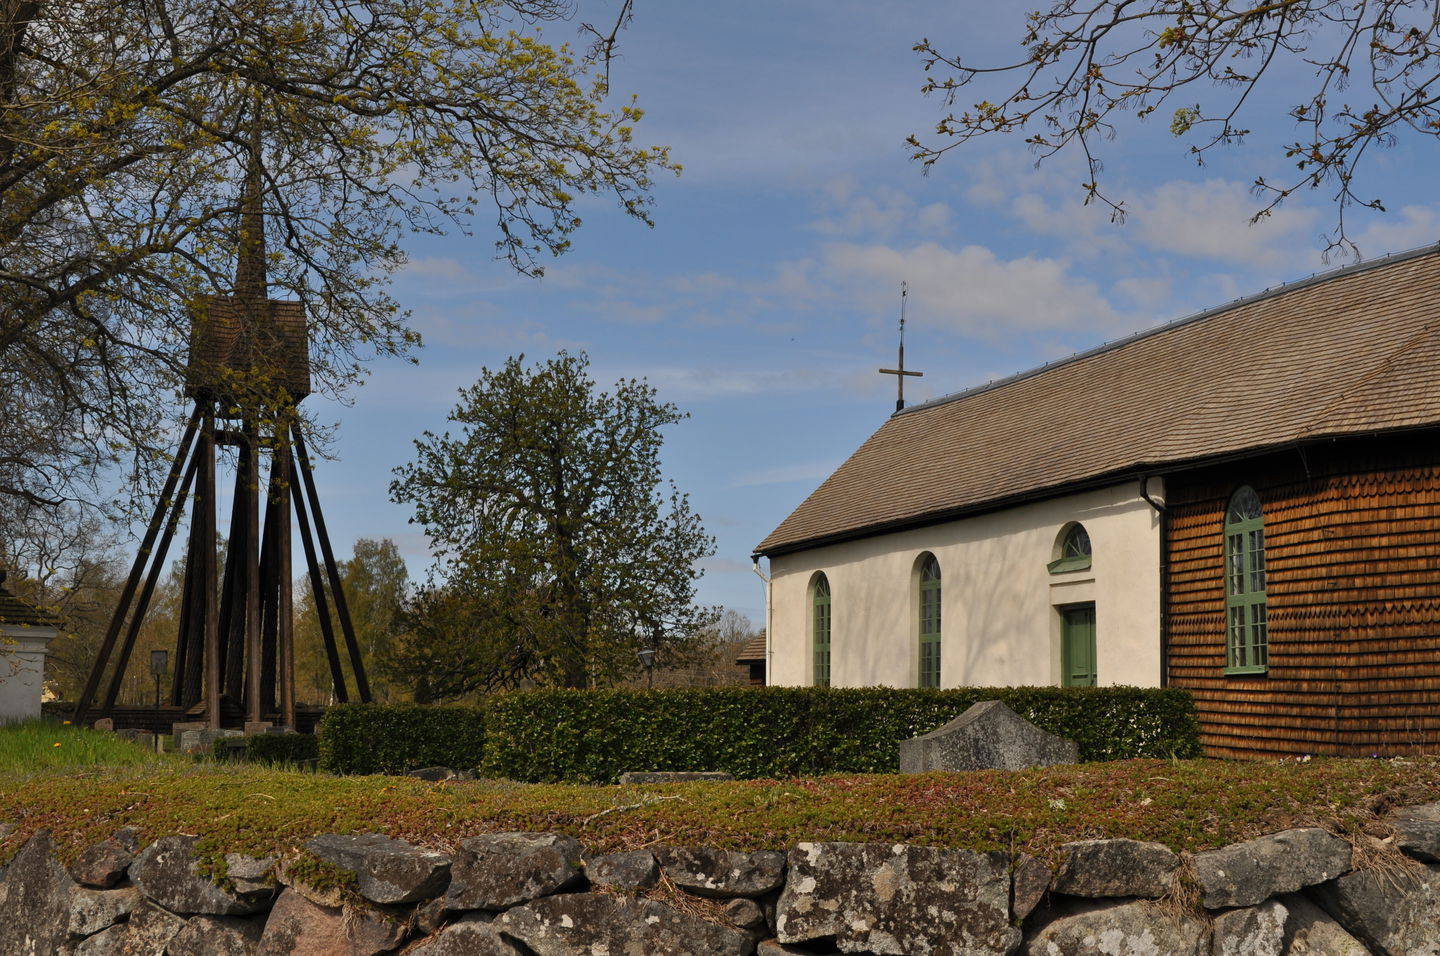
[754,243,1440,758]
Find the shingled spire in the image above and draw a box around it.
[234,112,267,305]
[184,111,311,404]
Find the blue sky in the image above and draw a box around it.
[309,2,1440,627]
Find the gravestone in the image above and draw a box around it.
[898,699,1078,772]
[115,729,156,751]
[179,727,243,755]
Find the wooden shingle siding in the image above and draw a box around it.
[1166,437,1440,758]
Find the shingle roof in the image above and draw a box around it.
[735,634,767,664]
[186,294,311,401]
[757,243,1440,557]
[0,575,65,630]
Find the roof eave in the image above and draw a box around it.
[754,426,1436,559]
[756,466,1154,559]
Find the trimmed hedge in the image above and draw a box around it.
[244,732,320,766]
[317,704,486,775]
[481,686,1202,783]
[313,688,1200,781]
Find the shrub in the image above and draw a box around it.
[481,685,1201,783]
[244,732,320,766]
[317,704,486,775]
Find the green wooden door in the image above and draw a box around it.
[1062,605,1096,687]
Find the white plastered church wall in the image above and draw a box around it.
[766,479,1163,689]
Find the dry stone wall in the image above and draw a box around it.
[2,810,1439,954]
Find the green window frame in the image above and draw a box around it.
[918,554,941,689]
[1225,486,1268,675]
[1048,523,1092,574]
[812,573,831,687]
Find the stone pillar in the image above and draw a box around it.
[0,572,65,724]
[0,625,60,724]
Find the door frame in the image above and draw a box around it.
[1060,603,1097,687]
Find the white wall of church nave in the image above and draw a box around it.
[766,480,1163,690]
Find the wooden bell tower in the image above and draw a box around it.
[74,132,371,729]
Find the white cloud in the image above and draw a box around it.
[400,256,468,280]
[1349,205,1440,259]
[958,150,1134,259]
[809,178,953,240]
[395,255,528,297]
[631,365,836,402]
[1194,271,1249,307]
[587,300,669,324]
[405,305,560,350]
[1009,191,1100,238]
[772,258,817,298]
[1130,178,1320,267]
[536,261,628,292]
[665,271,742,295]
[960,151,1326,270]
[1111,276,1174,311]
[915,202,954,235]
[817,241,1130,337]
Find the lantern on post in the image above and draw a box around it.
[636,646,656,689]
[149,649,169,711]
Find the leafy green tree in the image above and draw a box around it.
[382,582,511,703]
[294,537,411,704]
[0,0,673,519]
[390,351,717,696]
[910,1,1439,255]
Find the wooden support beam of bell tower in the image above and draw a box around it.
[73,108,372,731]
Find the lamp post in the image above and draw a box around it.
[636,646,656,689]
[149,649,168,710]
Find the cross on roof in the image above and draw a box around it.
[879,282,922,413]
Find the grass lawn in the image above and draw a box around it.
[2,723,1439,870]
[0,719,171,772]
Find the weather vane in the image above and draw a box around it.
[878,281,923,413]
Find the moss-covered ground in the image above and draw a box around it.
[2,727,1437,870]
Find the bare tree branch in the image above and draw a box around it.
[910,0,1440,258]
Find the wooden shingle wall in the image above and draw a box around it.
[1167,436,1440,758]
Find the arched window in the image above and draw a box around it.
[811,573,831,687]
[1225,486,1267,674]
[1048,523,1092,573]
[917,554,941,688]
